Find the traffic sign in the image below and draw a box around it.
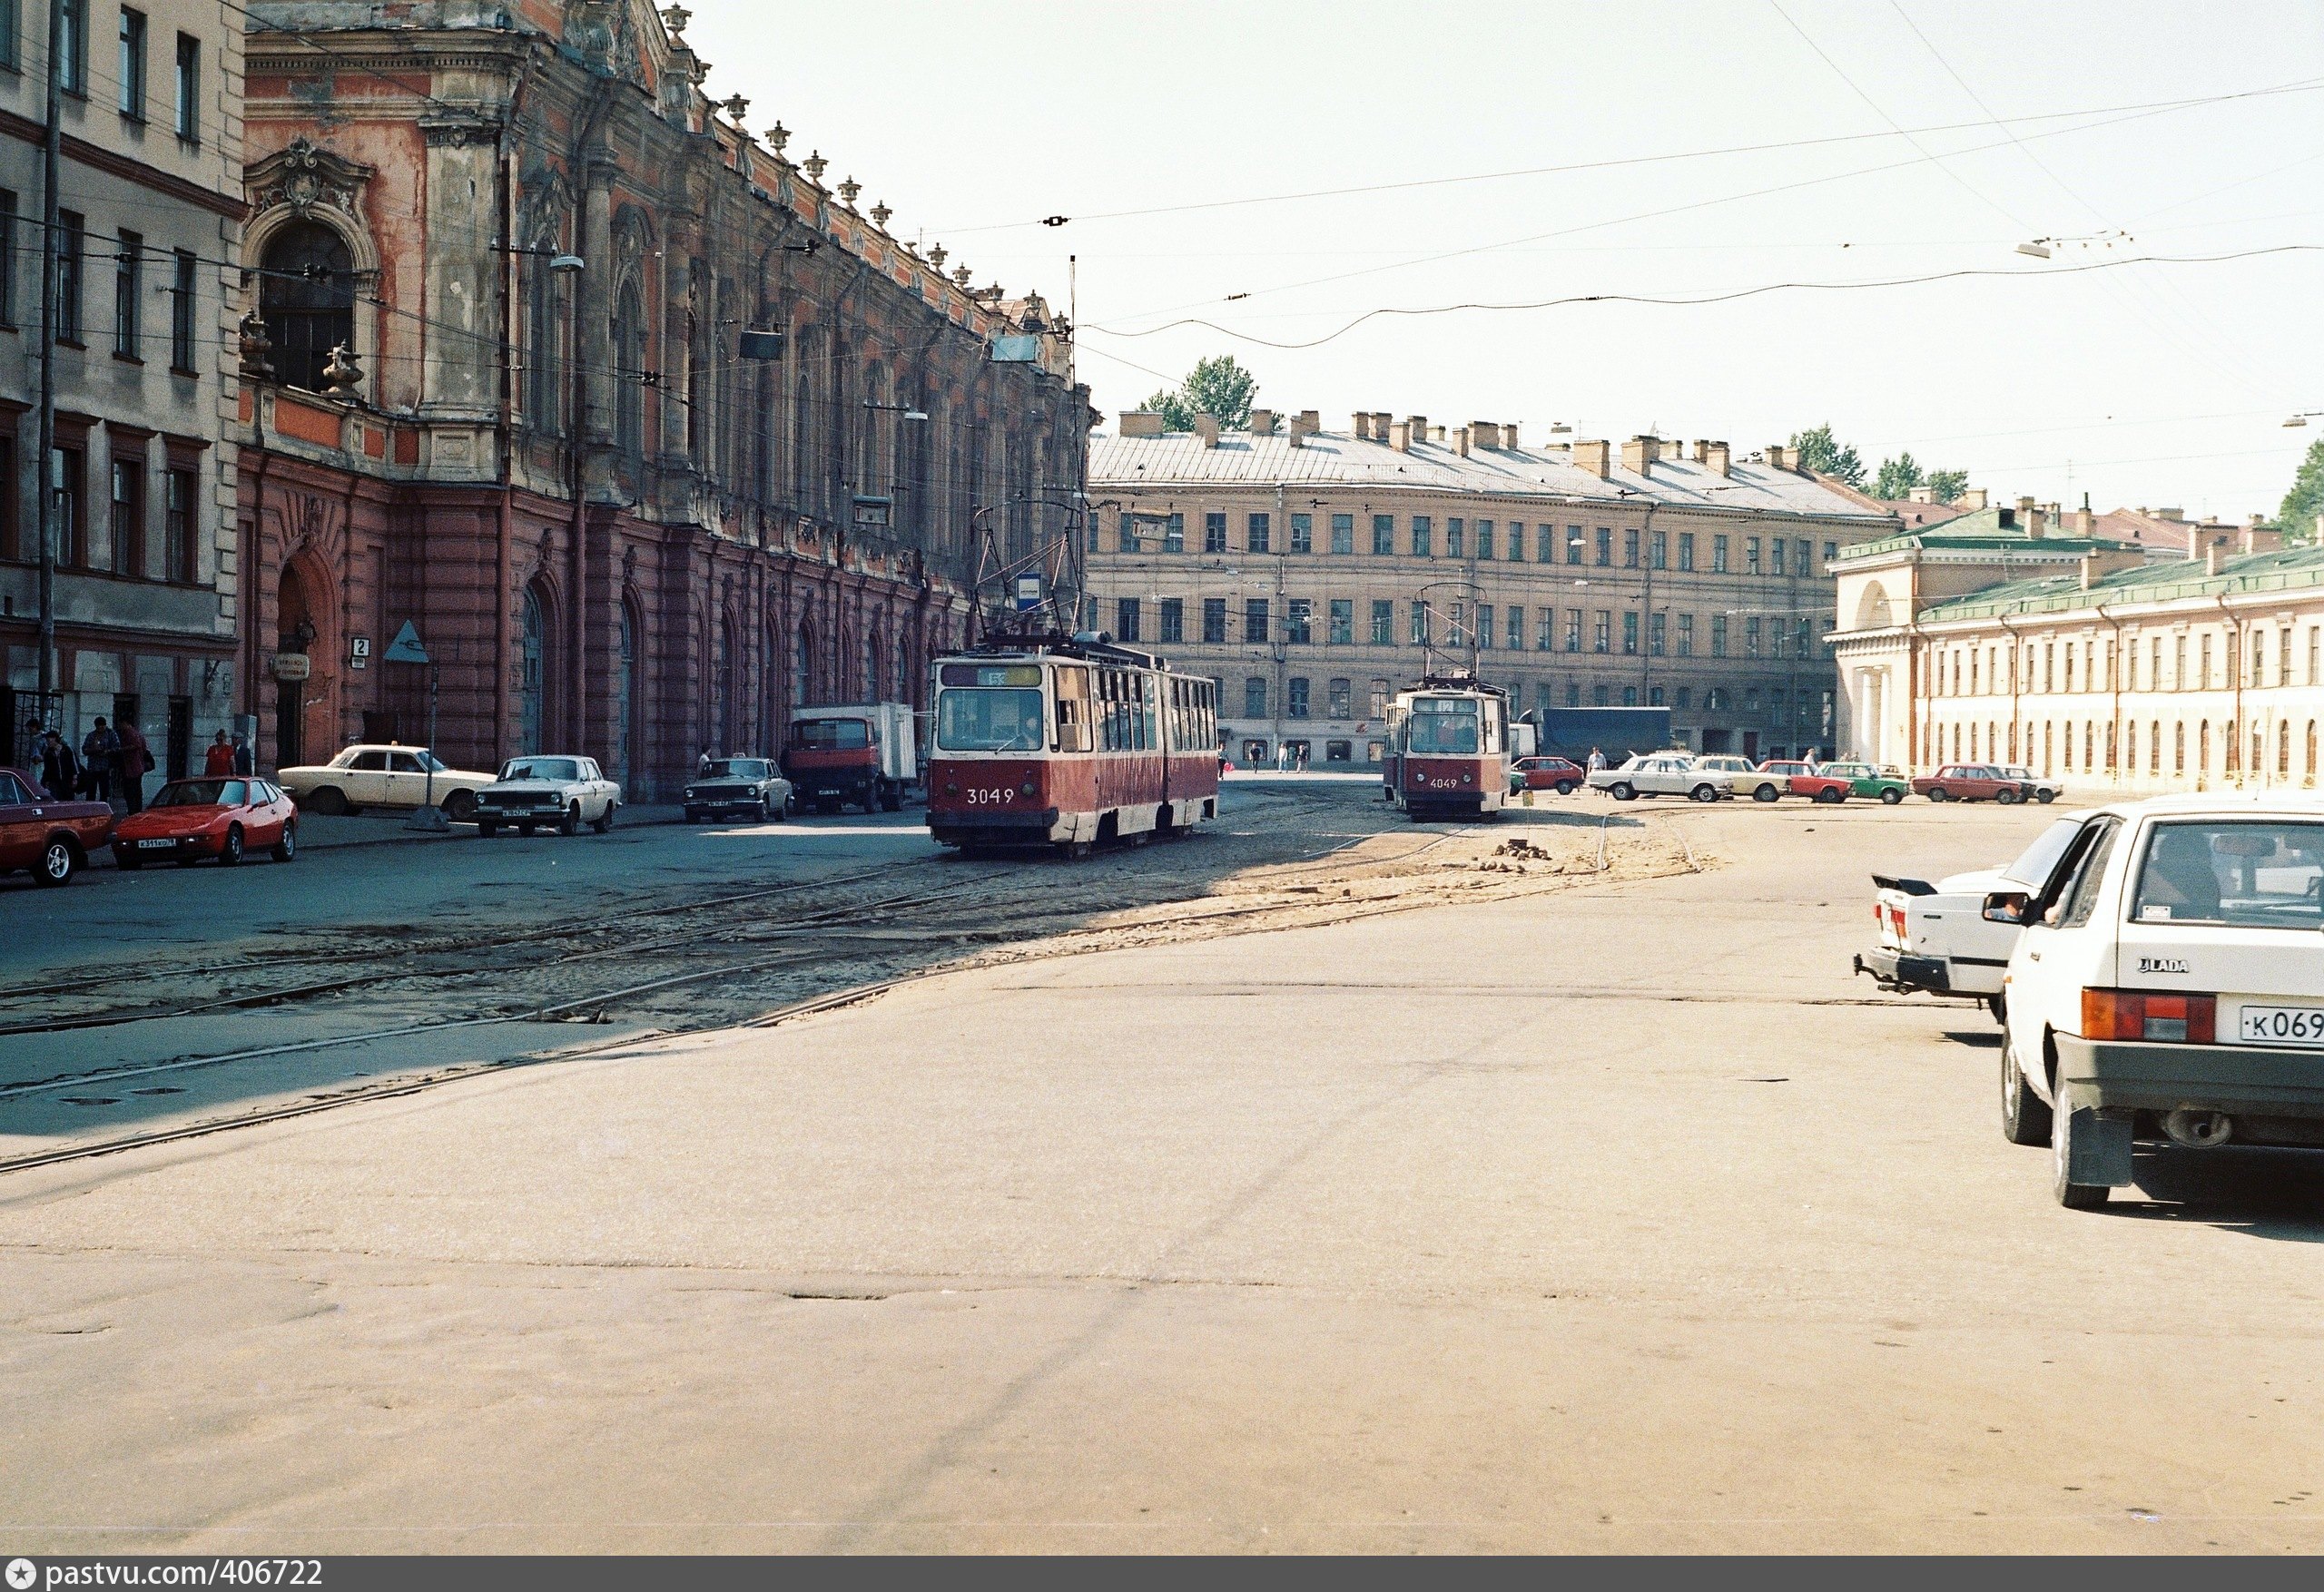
[383,622,429,664]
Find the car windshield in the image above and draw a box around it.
[702,760,769,780]
[1407,703,1479,755]
[2002,818,2084,888]
[2131,820,2324,929]
[499,758,578,782]
[793,720,871,750]
[153,780,246,808]
[937,688,1044,752]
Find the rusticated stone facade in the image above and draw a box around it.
[237,0,1089,795]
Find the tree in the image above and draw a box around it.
[1871,452,1924,501]
[2277,437,2324,542]
[1140,354,1259,432]
[1790,423,1866,489]
[1925,468,1970,505]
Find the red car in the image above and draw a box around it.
[112,777,300,868]
[0,765,115,886]
[1910,763,2035,804]
[1510,755,1587,795]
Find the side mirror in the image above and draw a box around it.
[1983,890,2031,925]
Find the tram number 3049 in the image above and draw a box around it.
[961,786,1021,805]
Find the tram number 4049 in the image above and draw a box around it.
[1422,776,1464,790]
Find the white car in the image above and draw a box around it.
[1695,754,1785,802]
[1586,752,1726,803]
[1987,795,2324,1207]
[1999,765,2063,804]
[278,743,497,821]
[471,755,623,837]
[1856,813,2093,1013]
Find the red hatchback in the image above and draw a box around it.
[1510,755,1587,795]
[112,777,300,868]
[1910,763,2034,804]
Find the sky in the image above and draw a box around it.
[686,0,2324,521]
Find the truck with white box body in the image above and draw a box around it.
[782,703,917,813]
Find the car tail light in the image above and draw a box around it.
[2082,988,2216,1044]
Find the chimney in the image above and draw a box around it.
[1470,421,1498,450]
[1705,440,1730,478]
[1768,444,1795,472]
[2073,506,2094,536]
[1372,411,1391,441]
[1118,409,1164,438]
[1454,426,1472,457]
[1352,412,1373,440]
[1406,415,1428,447]
[2205,541,2222,575]
[1293,408,1319,437]
[2080,554,2100,590]
[2025,506,2047,539]
[1248,408,1276,436]
[1959,487,1988,509]
[1389,420,1412,452]
[1621,435,1661,476]
[2156,506,2185,522]
[1906,485,1935,504]
[1505,424,1521,449]
[1574,438,1610,478]
[1195,414,1220,448]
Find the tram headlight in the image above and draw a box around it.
[1019,779,1036,797]
[944,781,959,795]
[1462,771,1473,784]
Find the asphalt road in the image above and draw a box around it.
[4,791,2321,1553]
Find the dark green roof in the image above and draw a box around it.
[1920,543,2324,624]
[1838,505,2141,563]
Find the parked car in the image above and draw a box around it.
[683,757,793,823]
[1509,755,1587,796]
[112,777,299,868]
[1912,763,2036,803]
[0,765,114,886]
[1759,759,1817,791]
[1854,812,2092,1014]
[1987,795,2324,1207]
[1587,752,1725,803]
[2000,764,2063,804]
[471,756,622,837]
[1791,760,1910,805]
[278,744,497,820]
[1697,754,1786,802]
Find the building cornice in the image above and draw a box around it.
[0,110,243,220]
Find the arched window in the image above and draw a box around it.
[2309,721,2318,781]
[794,619,814,707]
[259,221,355,393]
[613,282,645,457]
[2174,722,2185,775]
[2279,720,2291,778]
[863,630,882,701]
[518,582,554,756]
[526,244,566,435]
[2150,721,2161,775]
[2199,721,2211,776]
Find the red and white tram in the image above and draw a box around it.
[926,634,1220,855]
[1383,673,1512,821]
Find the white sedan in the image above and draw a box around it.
[278,744,497,821]
[1987,794,2324,1207]
[471,756,624,837]
[1585,752,1726,803]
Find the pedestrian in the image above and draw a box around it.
[1295,742,1310,771]
[231,732,253,777]
[1586,745,1606,773]
[39,731,81,801]
[203,729,236,777]
[113,717,153,814]
[80,716,116,801]
[697,746,714,777]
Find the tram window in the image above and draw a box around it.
[1407,699,1481,754]
[1055,665,1092,752]
[935,684,1045,752]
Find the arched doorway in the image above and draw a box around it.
[518,582,556,756]
[795,619,814,706]
[276,560,321,769]
[260,221,357,394]
[715,611,738,754]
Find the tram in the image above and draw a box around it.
[1383,673,1512,821]
[925,633,1220,856]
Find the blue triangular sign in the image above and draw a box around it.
[383,622,429,664]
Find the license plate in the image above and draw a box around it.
[135,838,176,850]
[2239,1006,2324,1047]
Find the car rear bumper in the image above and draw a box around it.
[2058,1035,2324,1118]
[1854,946,1953,994]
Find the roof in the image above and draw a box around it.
[1088,429,1889,520]
[1917,542,2324,625]
[1837,505,2142,564]
[1807,473,1974,530]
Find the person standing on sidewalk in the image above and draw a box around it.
[80,718,117,801]
[203,730,236,777]
[231,732,254,777]
[113,718,153,813]
[39,731,81,799]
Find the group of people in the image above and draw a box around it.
[21,716,252,811]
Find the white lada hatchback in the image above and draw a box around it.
[1984,794,2324,1208]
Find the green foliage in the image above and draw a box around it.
[1871,452,1923,501]
[1924,467,1970,504]
[1141,354,1259,432]
[1790,423,1866,488]
[2277,437,2324,541]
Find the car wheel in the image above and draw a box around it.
[2000,1040,2051,1146]
[33,838,76,886]
[1752,783,1778,803]
[1879,787,1904,805]
[1814,787,1843,804]
[307,786,348,816]
[1927,787,1950,802]
[444,790,478,822]
[559,802,581,837]
[1689,782,1719,803]
[1610,781,1636,801]
[1996,787,2023,805]
[478,821,498,839]
[593,804,615,835]
[219,825,243,867]
[2051,1081,2112,1209]
[1555,781,1577,796]
[763,793,782,821]
[2036,791,2056,804]
[271,824,297,863]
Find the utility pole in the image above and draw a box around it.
[33,0,64,716]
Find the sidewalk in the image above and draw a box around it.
[294,802,691,851]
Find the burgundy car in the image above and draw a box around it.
[1510,755,1587,795]
[0,765,116,886]
[1911,763,2034,804]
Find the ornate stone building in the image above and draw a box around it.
[236,0,1088,794]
